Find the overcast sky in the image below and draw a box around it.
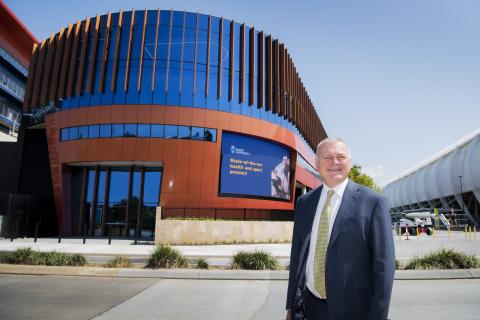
[7,0,480,186]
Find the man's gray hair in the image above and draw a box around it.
[316,137,352,160]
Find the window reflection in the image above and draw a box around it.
[151,124,164,138]
[61,123,217,142]
[69,127,79,140]
[78,126,89,139]
[79,166,162,239]
[100,124,111,138]
[164,125,177,138]
[138,124,150,137]
[178,125,191,139]
[61,128,68,141]
[112,124,124,137]
[89,125,99,138]
[124,124,137,137]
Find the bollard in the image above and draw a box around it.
[108,225,112,245]
[448,226,451,240]
[432,227,436,238]
[474,226,477,240]
[34,222,40,242]
[416,227,419,237]
[58,223,62,243]
[83,223,87,244]
[469,226,472,239]
[405,224,409,240]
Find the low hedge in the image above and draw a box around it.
[405,248,480,270]
[147,244,188,269]
[0,248,87,266]
[232,250,281,270]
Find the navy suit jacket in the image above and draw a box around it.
[286,180,395,320]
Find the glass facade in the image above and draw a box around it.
[60,123,217,142]
[0,43,27,138]
[26,10,318,153]
[70,166,162,239]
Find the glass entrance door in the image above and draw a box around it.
[78,165,162,239]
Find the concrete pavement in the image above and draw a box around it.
[1,274,479,320]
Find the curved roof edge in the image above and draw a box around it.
[0,1,39,44]
[384,127,480,187]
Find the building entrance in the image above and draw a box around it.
[70,165,162,240]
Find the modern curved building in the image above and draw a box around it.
[383,129,480,226]
[23,10,326,238]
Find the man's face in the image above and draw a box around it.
[316,141,351,188]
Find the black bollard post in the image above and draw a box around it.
[83,223,87,244]
[134,226,138,245]
[58,223,62,243]
[34,222,40,242]
[108,224,112,245]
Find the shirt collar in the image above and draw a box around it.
[323,178,349,198]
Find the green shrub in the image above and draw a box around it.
[69,254,87,266]
[147,244,188,269]
[195,258,209,269]
[232,250,281,270]
[106,256,133,268]
[0,251,15,264]
[405,248,480,270]
[0,248,86,267]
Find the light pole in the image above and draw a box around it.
[459,175,466,226]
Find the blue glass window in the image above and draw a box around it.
[164,125,177,138]
[112,124,124,137]
[151,124,164,138]
[80,16,97,106]
[100,124,111,138]
[138,124,150,137]
[180,62,194,106]
[69,127,79,140]
[191,127,204,140]
[113,12,132,104]
[219,19,230,112]
[166,61,181,105]
[206,17,220,110]
[143,170,161,206]
[194,27,207,108]
[204,128,217,142]
[61,128,69,141]
[152,13,170,105]
[78,125,89,139]
[100,13,119,106]
[139,11,157,104]
[89,125,99,138]
[124,124,137,137]
[90,15,107,106]
[178,126,191,139]
[198,14,209,31]
[126,11,145,104]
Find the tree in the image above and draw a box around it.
[348,165,382,193]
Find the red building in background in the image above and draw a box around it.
[4,6,327,241]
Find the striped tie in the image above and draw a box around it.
[314,189,335,298]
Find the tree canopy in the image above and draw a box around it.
[348,165,382,193]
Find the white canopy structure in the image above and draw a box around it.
[383,128,480,226]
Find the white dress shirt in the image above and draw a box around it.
[305,178,349,299]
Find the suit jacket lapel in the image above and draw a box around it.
[306,186,323,233]
[328,180,360,247]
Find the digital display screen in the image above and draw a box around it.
[219,132,291,200]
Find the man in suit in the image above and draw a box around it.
[286,138,395,320]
